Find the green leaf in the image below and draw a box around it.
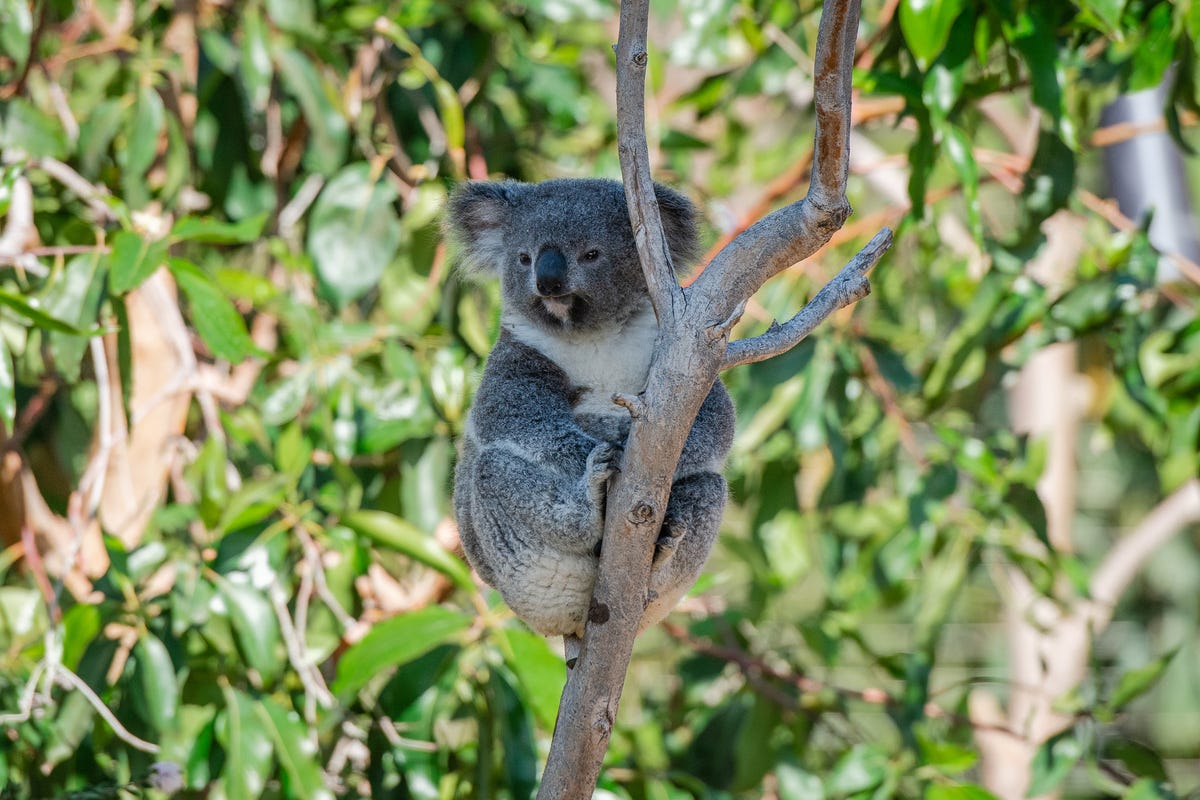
[261,367,313,426]
[133,632,179,734]
[732,692,784,791]
[1077,0,1125,35]
[502,628,566,730]
[332,605,470,700]
[490,671,538,800]
[1128,4,1174,91]
[0,333,13,433]
[108,231,168,294]
[256,697,334,800]
[126,84,165,179]
[899,0,966,68]
[1027,730,1083,797]
[941,124,982,244]
[0,0,33,72]
[378,643,460,718]
[275,48,348,175]
[1123,778,1177,800]
[170,212,267,244]
[918,733,979,775]
[218,578,284,685]
[0,288,103,336]
[307,162,402,307]
[1107,648,1179,712]
[1005,483,1048,547]
[240,6,273,111]
[43,252,108,382]
[266,0,316,34]
[61,604,102,671]
[343,510,473,589]
[216,685,275,799]
[826,743,890,796]
[169,258,257,362]
[0,586,44,643]
[0,97,68,159]
[216,475,291,534]
[1103,740,1169,783]
[1011,10,1064,133]
[777,761,825,800]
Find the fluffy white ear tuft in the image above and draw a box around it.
[444,181,525,277]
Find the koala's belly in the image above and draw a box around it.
[493,549,597,637]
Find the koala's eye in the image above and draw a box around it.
[518,252,532,267]
[581,249,600,262]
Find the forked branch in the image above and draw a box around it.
[723,228,893,369]
[536,2,886,797]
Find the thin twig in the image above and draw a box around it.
[268,578,337,711]
[31,158,118,223]
[1,376,59,455]
[56,667,160,754]
[0,661,46,726]
[722,228,891,369]
[660,622,1028,740]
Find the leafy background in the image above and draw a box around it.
[0,0,1198,798]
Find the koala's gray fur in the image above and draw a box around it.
[447,178,734,638]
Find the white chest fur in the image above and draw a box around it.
[505,303,658,417]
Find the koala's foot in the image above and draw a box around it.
[653,513,686,565]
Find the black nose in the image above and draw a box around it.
[535,247,568,297]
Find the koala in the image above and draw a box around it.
[446,178,734,639]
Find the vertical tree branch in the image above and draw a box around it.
[614,0,683,323]
[536,2,877,797]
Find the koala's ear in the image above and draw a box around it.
[653,184,701,270]
[444,181,524,276]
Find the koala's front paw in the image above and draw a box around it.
[581,441,621,547]
[653,512,686,566]
[584,441,622,506]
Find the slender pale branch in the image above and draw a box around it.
[723,228,892,369]
[1088,477,1200,624]
[614,0,683,323]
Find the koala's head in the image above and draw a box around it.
[445,178,699,333]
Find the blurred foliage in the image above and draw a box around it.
[0,0,1198,798]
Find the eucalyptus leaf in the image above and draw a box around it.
[307,162,402,307]
[502,628,566,730]
[133,632,179,734]
[343,509,472,589]
[332,605,470,700]
[169,258,257,362]
[218,578,284,685]
[108,231,169,295]
[257,697,335,800]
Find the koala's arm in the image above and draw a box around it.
[458,334,614,555]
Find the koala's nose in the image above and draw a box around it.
[535,247,569,296]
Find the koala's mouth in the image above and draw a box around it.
[540,294,576,321]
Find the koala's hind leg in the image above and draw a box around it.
[639,471,726,629]
[652,472,726,567]
[473,441,620,555]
